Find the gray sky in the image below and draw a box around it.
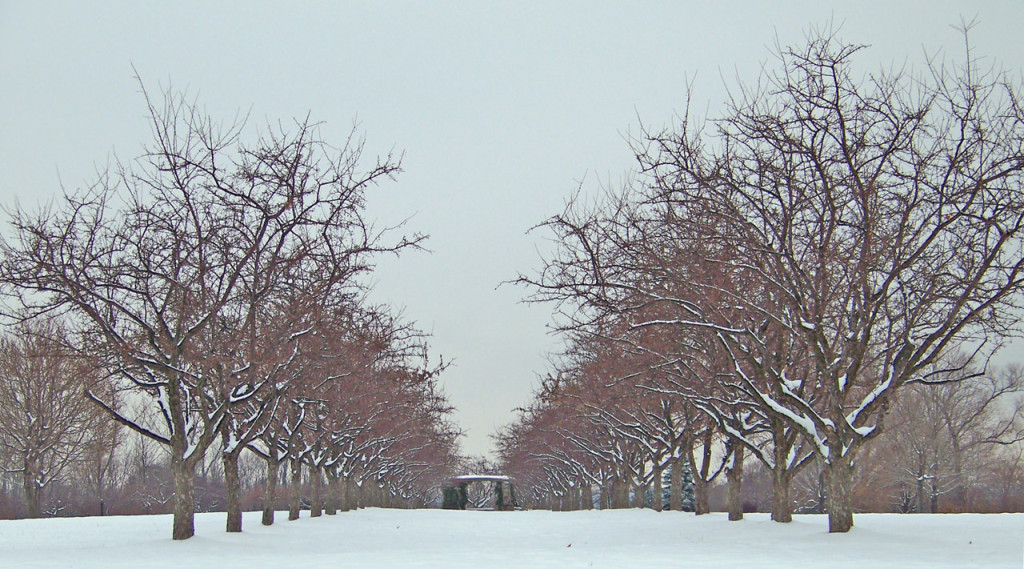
[3,1,1023,457]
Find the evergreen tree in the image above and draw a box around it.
[661,463,695,511]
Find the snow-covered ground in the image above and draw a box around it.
[2,508,1022,568]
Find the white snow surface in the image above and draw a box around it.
[2,509,1022,568]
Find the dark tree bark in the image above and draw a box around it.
[686,435,713,515]
[339,476,351,512]
[612,475,629,509]
[22,464,41,519]
[726,443,744,521]
[824,454,855,534]
[310,465,323,517]
[771,468,793,523]
[262,456,278,526]
[223,451,242,532]
[670,457,683,511]
[651,465,663,512]
[171,460,197,540]
[692,473,710,516]
[630,474,642,508]
[288,459,302,521]
[325,469,339,515]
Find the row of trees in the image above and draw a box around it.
[503,29,1024,532]
[0,310,461,523]
[495,334,1024,516]
[0,84,461,538]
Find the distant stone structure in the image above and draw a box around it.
[441,475,518,510]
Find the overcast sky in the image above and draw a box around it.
[3,1,1023,458]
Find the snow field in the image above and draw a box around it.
[1,509,1021,568]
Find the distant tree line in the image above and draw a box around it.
[499,28,1024,532]
[0,83,461,539]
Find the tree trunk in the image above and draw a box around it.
[726,443,744,521]
[670,457,683,511]
[365,483,377,508]
[582,481,594,510]
[361,482,372,508]
[339,475,351,512]
[325,470,339,515]
[771,468,793,522]
[652,465,663,512]
[693,472,710,515]
[950,435,965,511]
[288,459,302,521]
[634,461,646,508]
[359,483,369,508]
[171,458,197,540]
[824,455,855,533]
[23,480,41,519]
[612,476,629,509]
[692,432,712,515]
[363,482,372,509]
[22,461,42,519]
[223,451,242,532]
[262,456,278,526]
[310,465,323,518]
[916,466,927,513]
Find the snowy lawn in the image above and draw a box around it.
[1,508,1022,568]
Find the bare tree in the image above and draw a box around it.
[0,319,106,518]
[636,29,1024,532]
[525,28,1024,532]
[76,402,124,516]
[864,357,1024,512]
[0,82,414,538]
